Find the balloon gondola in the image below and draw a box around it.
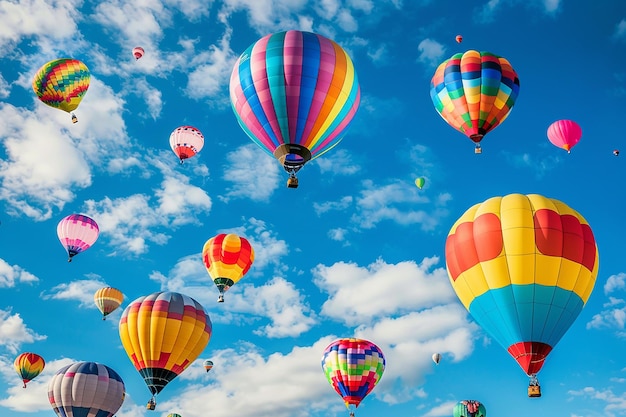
[229,30,361,188]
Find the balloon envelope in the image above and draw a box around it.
[432,353,441,365]
[57,214,99,262]
[445,194,598,376]
[229,30,360,179]
[202,234,255,302]
[430,50,520,151]
[547,119,582,152]
[415,177,425,189]
[455,35,463,43]
[119,292,212,400]
[453,400,486,417]
[94,287,124,319]
[48,361,125,417]
[32,58,90,121]
[203,359,214,372]
[14,352,45,388]
[321,338,385,409]
[133,46,145,59]
[169,126,204,162]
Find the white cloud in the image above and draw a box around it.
[417,38,445,67]
[422,400,459,417]
[0,259,39,287]
[314,148,361,175]
[42,278,109,307]
[313,257,457,324]
[567,386,626,417]
[219,144,281,202]
[0,74,10,99]
[218,0,308,34]
[327,227,348,242]
[0,310,46,354]
[615,19,626,41]
[313,196,353,215]
[131,78,163,119]
[606,273,626,295]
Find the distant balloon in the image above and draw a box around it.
[14,353,45,388]
[32,58,90,123]
[94,287,124,320]
[229,30,360,188]
[453,400,486,417]
[614,149,620,156]
[119,292,212,410]
[547,120,582,153]
[57,214,99,262]
[415,177,425,189]
[321,338,385,414]
[202,233,255,303]
[432,353,441,365]
[203,359,214,373]
[48,361,125,417]
[430,50,520,153]
[169,126,204,163]
[446,194,598,396]
[133,46,145,60]
[455,35,463,43]
[167,414,182,417]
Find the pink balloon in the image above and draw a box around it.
[547,120,582,153]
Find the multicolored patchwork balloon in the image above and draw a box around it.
[202,233,255,302]
[57,214,99,262]
[321,338,385,413]
[445,194,598,385]
[48,361,125,417]
[32,58,90,123]
[169,126,204,163]
[547,119,582,153]
[14,352,45,388]
[453,400,486,417]
[229,30,360,188]
[94,287,124,320]
[119,292,212,410]
[430,50,520,153]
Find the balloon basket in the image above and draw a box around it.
[474,146,482,154]
[528,384,541,398]
[287,177,299,188]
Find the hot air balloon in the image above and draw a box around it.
[445,193,598,397]
[547,119,582,153]
[229,30,361,188]
[453,400,486,417]
[94,287,124,320]
[133,46,145,60]
[119,292,212,410]
[415,177,426,189]
[430,50,520,153]
[432,353,441,365]
[14,353,45,388]
[455,35,463,43]
[57,214,99,262]
[321,338,385,416]
[32,58,90,123]
[202,233,255,303]
[48,361,125,417]
[614,149,620,156]
[169,126,204,163]
[203,359,214,373]
[167,414,182,417]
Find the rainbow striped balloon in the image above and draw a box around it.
[119,292,212,407]
[14,352,45,388]
[229,30,360,182]
[430,50,520,152]
[321,338,385,410]
[202,233,255,302]
[32,58,90,122]
[445,194,598,377]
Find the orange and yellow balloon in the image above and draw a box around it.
[32,58,90,123]
[445,194,598,390]
[119,291,212,409]
[202,233,255,303]
[14,352,45,388]
[94,287,124,320]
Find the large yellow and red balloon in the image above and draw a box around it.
[202,233,255,303]
[32,58,90,123]
[445,194,598,385]
[14,352,45,388]
[229,30,360,188]
[119,291,212,409]
[430,50,520,153]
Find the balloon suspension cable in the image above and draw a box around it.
[529,374,539,386]
[273,144,312,188]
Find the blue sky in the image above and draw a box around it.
[0,0,626,416]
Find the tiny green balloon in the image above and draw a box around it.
[415,177,425,189]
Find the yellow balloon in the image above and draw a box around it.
[93,287,124,320]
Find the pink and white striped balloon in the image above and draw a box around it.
[57,214,99,262]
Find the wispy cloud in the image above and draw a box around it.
[0,309,46,354]
[587,273,626,336]
[0,259,39,288]
[417,38,445,67]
